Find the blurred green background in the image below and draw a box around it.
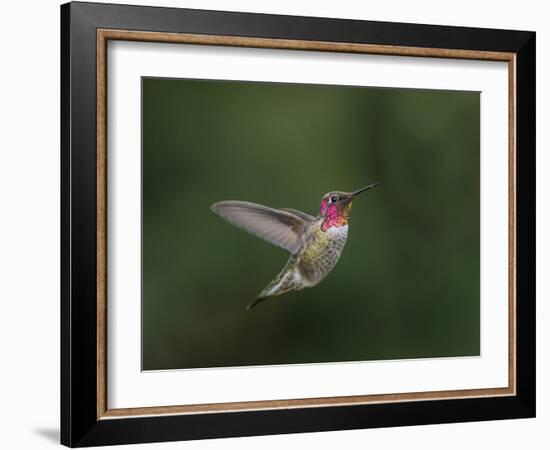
[142,77,480,370]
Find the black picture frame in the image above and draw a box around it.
[61,1,535,447]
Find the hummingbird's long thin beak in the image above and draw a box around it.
[351,183,380,197]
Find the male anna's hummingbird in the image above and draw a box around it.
[211,183,379,310]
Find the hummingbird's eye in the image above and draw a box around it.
[331,195,338,203]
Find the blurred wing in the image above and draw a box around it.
[211,201,309,253]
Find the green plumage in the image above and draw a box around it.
[247,221,349,309]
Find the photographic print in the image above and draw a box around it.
[62,4,535,445]
[142,77,480,371]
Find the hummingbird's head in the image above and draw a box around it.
[319,184,379,228]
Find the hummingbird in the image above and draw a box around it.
[211,183,379,310]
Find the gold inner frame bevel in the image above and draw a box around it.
[96,29,517,420]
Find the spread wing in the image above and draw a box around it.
[280,208,316,222]
[210,201,312,254]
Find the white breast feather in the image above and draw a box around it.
[327,224,349,238]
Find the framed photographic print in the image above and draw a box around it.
[60,1,536,447]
